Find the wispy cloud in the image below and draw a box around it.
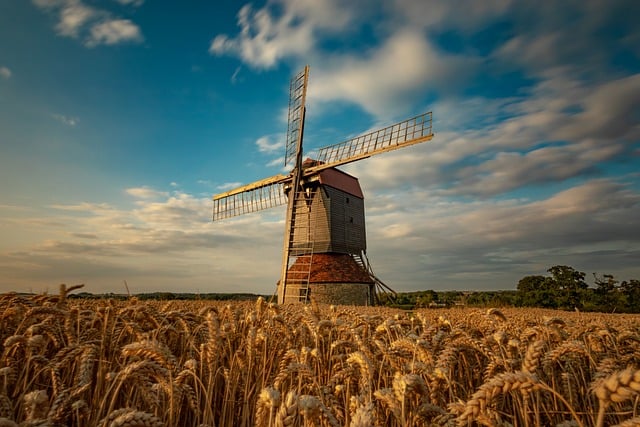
[209,0,367,69]
[126,187,169,199]
[87,19,143,47]
[211,0,639,125]
[32,0,144,47]
[307,30,477,118]
[51,113,79,126]
[216,182,243,191]
[0,66,11,79]
[230,66,242,84]
[2,179,638,293]
[55,1,95,37]
[342,68,638,199]
[362,178,640,289]
[115,0,144,6]
[255,135,283,153]
[0,187,285,293]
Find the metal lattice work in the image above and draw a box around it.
[284,66,309,168]
[213,180,288,221]
[311,112,433,171]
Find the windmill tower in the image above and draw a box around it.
[212,66,433,305]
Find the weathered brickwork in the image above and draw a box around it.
[282,282,374,305]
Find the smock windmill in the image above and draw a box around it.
[213,66,433,305]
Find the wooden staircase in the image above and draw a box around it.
[354,251,397,304]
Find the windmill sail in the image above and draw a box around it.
[308,112,433,173]
[284,66,310,168]
[212,174,290,221]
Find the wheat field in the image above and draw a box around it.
[1,287,640,426]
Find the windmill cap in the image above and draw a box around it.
[302,158,324,168]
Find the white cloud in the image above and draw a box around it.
[210,4,314,69]
[266,157,286,169]
[216,182,243,191]
[87,19,143,46]
[126,187,169,199]
[56,2,95,37]
[230,66,242,84]
[32,0,144,47]
[556,73,640,141]
[0,66,11,79]
[256,135,284,153]
[115,0,144,6]
[209,0,370,69]
[307,30,477,118]
[51,113,79,126]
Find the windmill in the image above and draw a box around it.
[213,66,433,305]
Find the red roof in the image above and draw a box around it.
[318,168,364,199]
[288,253,374,283]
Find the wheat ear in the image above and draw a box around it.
[255,387,281,427]
[349,402,375,427]
[594,369,640,427]
[103,409,164,427]
[612,416,640,427]
[522,339,546,373]
[275,390,298,427]
[457,371,540,425]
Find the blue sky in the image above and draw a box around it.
[1,0,639,295]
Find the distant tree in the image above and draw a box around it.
[466,292,490,307]
[415,290,438,307]
[492,291,517,307]
[516,275,558,308]
[593,273,624,312]
[621,279,640,313]
[548,265,588,310]
[439,291,463,306]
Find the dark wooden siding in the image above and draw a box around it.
[291,184,366,254]
[325,186,366,253]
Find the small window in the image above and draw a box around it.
[346,197,350,204]
[349,217,354,223]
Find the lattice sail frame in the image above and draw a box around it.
[212,177,288,221]
[312,112,433,169]
[284,66,310,168]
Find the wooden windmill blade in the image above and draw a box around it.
[284,66,310,168]
[305,112,434,174]
[212,174,290,221]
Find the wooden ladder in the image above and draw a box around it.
[284,190,315,303]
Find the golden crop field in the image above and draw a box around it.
[1,288,640,427]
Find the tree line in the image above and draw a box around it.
[384,265,640,313]
[514,265,640,312]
